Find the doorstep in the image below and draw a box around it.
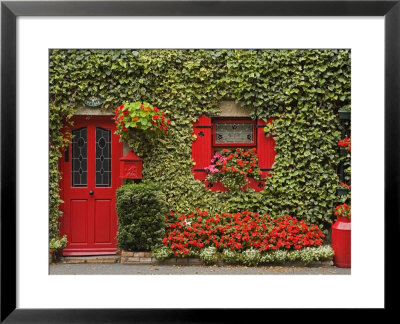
[58,255,121,264]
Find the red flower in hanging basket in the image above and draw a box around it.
[338,136,351,151]
[338,182,351,190]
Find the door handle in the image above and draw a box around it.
[89,190,94,195]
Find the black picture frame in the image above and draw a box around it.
[1,0,397,321]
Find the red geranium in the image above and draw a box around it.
[334,203,351,219]
[162,210,325,256]
[338,137,351,151]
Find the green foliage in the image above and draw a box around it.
[49,235,68,250]
[49,49,351,243]
[258,245,334,265]
[196,245,334,266]
[152,246,173,261]
[199,246,218,265]
[241,248,261,266]
[114,101,170,141]
[116,182,167,251]
[220,249,242,265]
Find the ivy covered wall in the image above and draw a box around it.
[49,49,350,241]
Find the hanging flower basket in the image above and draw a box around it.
[338,109,351,120]
[113,102,171,142]
[336,188,349,196]
[338,137,351,156]
[339,147,348,156]
[337,183,350,196]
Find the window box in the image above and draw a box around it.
[205,177,265,192]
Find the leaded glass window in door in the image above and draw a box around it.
[95,127,112,187]
[71,127,88,187]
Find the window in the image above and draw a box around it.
[192,115,276,190]
[212,118,256,156]
[71,127,88,187]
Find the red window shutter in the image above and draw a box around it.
[257,118,276,178]
[192,115,213,180]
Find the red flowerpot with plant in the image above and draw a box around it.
[332,203,351,268]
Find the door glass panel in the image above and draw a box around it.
[95,127,112,187]
[215,123,253,143]
[71,127,88,187]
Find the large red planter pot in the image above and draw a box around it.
[331,216,351,268]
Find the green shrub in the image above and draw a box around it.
[199,247,218,265]
[49,235,68,250]
[116,182,167,251]
[299,246,334,264]
[258,246,334,265]
[259,251,276,264]
[221,249,242,265]
[241,248,261,266]
[152,246,173,260]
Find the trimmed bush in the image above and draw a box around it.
[116,182,167,251]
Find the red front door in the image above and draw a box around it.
[60,116,123,255]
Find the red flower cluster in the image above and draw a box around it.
[114,104,129,131]
[338,136,351,151]
[162,210,325,256]
[150,106,170,134]
[338,182,351,190]
[334,203,351,219]
[205,148,263,191]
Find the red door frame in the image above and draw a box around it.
[59,115,123,256]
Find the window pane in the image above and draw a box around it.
[95,127,112,187]
[215,123,253,143]
[71,127,88,187]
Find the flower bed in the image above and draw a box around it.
[152,210,328,265]
[163,210,324,255]
[151,245,334,267]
